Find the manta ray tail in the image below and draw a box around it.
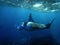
[46,17,55,29]
[28,13,34,22]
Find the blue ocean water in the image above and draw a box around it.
[0,6,60,45]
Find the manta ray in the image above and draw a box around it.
[17,13,55,31]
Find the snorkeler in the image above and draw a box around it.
[17,13,55,31]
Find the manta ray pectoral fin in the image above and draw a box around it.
[46,17,55,29]
[28,13,34,22]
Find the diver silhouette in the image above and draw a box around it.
[18,13,55,31]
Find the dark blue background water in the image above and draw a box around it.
[0,6,60,45]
